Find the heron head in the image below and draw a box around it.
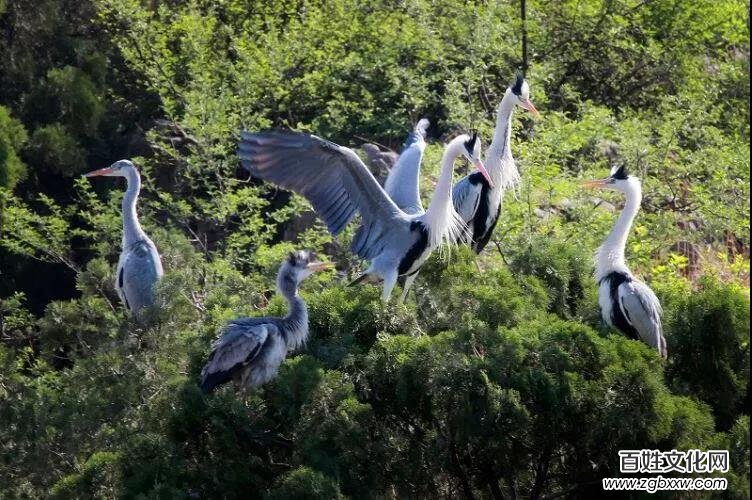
[83,159,137,178]
[283,250,333,284]
[509,71,540,118]
[459,132,493,187]
[581,165,640,193]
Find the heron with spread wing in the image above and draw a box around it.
[583,165,667,358]
[84,160,163,315]
[238,130,492,302]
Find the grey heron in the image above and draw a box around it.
[84,160,164,315]
[383,118,431,216]
[453,72,540,253]
[583,165,667,358]
[238,130,491,302]
[200,250,332,393]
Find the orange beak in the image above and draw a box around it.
[83,167,114,177]
[307,261,334,272]
[581,178,609,189]
[473,158,494,188]
[520,99,540,118]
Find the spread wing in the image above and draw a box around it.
[238,130,408,260]
[383,119,429,215]
[452,174,483,225]
[200,321,275,393]
[617,280,667,358]
[117,239,163,313]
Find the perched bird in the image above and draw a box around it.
[583,165,667,358]
[84,160,163,314]
[238,130,491,302]
[200,250,331,393]
[453,71,540,253]
[381,118,431,301]
[361,143,398,183]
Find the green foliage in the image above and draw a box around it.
[0,0,749,497]
[0,106,28,189]
[665,277,750,431]
[27,123,87,176]
[267,467,344,500]
[508,235,595,319]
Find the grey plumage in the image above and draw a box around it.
[618,279,666,356]
[238,130,484,301]
[84,160,164,315]
[200,250,330,393]
[383,118,429,215]
[587,165,667,358]
[452,73,539,253]
[361,143,398,182]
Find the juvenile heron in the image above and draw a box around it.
[583,165,667,358]
[453,72,539,253]
[200,250,331,393]
[238,130,491,302]
[84,160,163,314]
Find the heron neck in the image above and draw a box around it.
[485,94,520,189]
[282,291,309,351]
[423,139,466,248]
[277,272,309,350]
[595,183,641,281]
[122,169,147,246]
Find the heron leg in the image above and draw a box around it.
[397,273,418,304]
[381,270,398,302]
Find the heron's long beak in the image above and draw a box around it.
[581,178,609,189]
[83,167,114,177]
[473,159,494,188]
[307,261,334,272]
[519,99,540,118]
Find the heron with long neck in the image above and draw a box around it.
[453,72,540,253]
[200,250,332,393]
[583,165,667,358]
[84,160,163,314]
[238,130,491,302]
[382,118,491,301]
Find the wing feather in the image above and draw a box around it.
[383,119,429,215]
[452,176,483,226]
[617,280,667,358]
[200,322,273,392]
[239,131,407,259]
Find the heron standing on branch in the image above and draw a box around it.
[200,250,332,393]
[238,129,492,302]
[583,165,667,358]
[453,72,540,253]
[84,160,163,315]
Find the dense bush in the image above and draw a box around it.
[0,0,748,497]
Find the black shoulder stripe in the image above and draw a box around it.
[118,267,124,288]
[602,272,639,340]
[398,221,429,275]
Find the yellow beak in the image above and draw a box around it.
[83,167,114,177]
[307,261,334,272]
[581,178,609,189]
[520,99,541,118]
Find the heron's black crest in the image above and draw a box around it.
[287,250,315,268]
[612,165,629,180]
[463,131,478,156]
[511,71,525,95]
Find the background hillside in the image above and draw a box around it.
[0,0,749,497]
